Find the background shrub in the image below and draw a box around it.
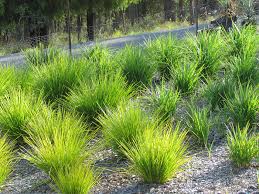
[98,103,151,157]
[123,124,188,184]
[0,135,15,188]
[227,125,259,167]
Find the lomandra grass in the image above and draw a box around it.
[227,25,257,58]
[30,55,87,103]
[145,36,181,79]
[24,44,61,66]
[204,78,234,110]
[52,162,98,194]
[225,84,258,128]
[98,103,150,157]
[83,45,119,77]
[123,124,188,184]
[23,107,96,193]
[0,135,15,188]
[187,105,212,148]
[117,45,155,87]
[229,54,258,85]
[172,60,202,94]
[187,31,223,76]
[227,125,259,167]
[66,73,132,124]
[0,89,42,139]
[23,107,91,174]
[0,67,16,97]
[144,81,180,121]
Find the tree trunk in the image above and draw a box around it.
[77,15,82,43]
[178,0,185,21]
[189,0,194,24]
[87,8,95,41]
[112,11,121,31]
[164,0,176,21]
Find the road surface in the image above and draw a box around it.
[0,23,209,67]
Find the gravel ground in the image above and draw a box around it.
[92,142,259,194]
[2,140,258,194]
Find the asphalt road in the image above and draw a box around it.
[0,23,209,67]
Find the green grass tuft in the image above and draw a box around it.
[122,124,189,184]
[52,162,98,194]
[98,103,151,157]
[66,73,132,125]
[227,125,259,167]
[187,105,212,148]
[172,60,202,94]
[145,36,181,79]
[0,89,43,140]
[30,56,89,103]
[225,84,258,128]
[24,44,61,66]
[0,135,15,189]
[187,31,224,76]
[23,107,96,192]
[117,45,155,87]
[204,78,234,110]
[229,54,258,85]
[143,80,180,121]
[227,25,257,58]
[0,67,17,97]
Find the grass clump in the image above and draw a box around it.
[204,78,234,110]
[123,124,188,184]
[187,31,223,76]
[144,81,180,120]
[0,135,15,188]
[52,162,98,194]
[98,103,150,157]
[23,107,95,191]
[172,60,202,94]
[145,36,181,79]
[83,45,119,76]
[227,125,259,167]
[30,56,88,103]
[117,45,155,87]
[187,105,212,148]
[225,84,258,128]
[0,67,17,97]
[24,44,61,66]
[66,73,131,124]
[227,25,257,58]
[229,54,258,85]
[0,89,42,139]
